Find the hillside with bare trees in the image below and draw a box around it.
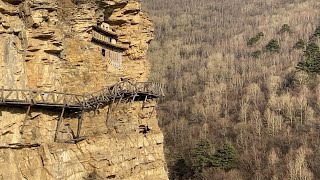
[142,0,320,179]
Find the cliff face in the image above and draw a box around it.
[0,0,168,179]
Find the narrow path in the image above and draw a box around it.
[0,81,164,110]
[0,81,164,142]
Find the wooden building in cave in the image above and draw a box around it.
[92,22,127,69]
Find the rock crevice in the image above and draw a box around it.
[0,0,168,179]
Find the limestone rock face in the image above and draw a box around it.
[0,0,168,179]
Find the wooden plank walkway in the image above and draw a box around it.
[0,81,164,110]
[0,81,164,143]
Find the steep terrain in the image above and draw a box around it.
[0,0,168,179]
[143,0,320,179]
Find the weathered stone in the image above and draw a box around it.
[0,0,167,179]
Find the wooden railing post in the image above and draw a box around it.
[63,92,67,107]
[54,106,65,142]
[16,89,19,101]
[1,86,3,102]
[82,94,86,108]
[20,105,32,134]
[77,109,84,139]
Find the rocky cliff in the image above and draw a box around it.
[0,0,168,179]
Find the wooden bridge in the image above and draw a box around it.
[0,81,164,143]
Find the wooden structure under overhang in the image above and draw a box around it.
[92,23,128,69]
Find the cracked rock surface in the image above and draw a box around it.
[0,0,167,179]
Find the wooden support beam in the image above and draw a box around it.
[106,97,115,122]
[148,99,158,119]
[16,90,19,100]
[130,93,137,105]
[63,92,67,107]
[20,105,32,134]
[29,90,34,104]
[40,93,45,102]
[4,91,13,101]
[106,104,112,122]
[1,86,3,102]
[54,107,65,142]
[66,124,76,139]
[142,95,148,109]
[82,94,87,108]
[0,81,163,137]
[94,103,100,116]
[112,94,116,104]
[116,94,124,107]
[77,109,85,139]
[20,91,28,102]
[51,93,56,103]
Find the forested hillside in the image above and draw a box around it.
[143,0,320,179]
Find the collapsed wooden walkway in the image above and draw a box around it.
[0,81,164,143]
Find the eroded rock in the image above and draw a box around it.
[0,0,167,179]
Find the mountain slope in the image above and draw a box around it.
[143,0,320,179]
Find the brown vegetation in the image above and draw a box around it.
[142,0,320,179]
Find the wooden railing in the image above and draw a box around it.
[1,81,164,143]
[0,81,164,110]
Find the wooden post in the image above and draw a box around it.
[20,105,31,134]
[94,103,100,116]
[63,92,67,107]
[52,93,56,104]
[106,103,113,122]
[149,99,158,119]
[54,107,65,142]
[106,96,116,122]
[29,90,34,104]
[116,94,124,106]
[160,84,165,97]
[1,86,3,102]
[82,94,86,109]
[130,93,137,105]
[77,109,85,139]
[142,95,148,109]
[16,90,19,101]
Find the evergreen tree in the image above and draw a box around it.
[247,32,264,47]
[312,26,320,38]
[279,24,291,34]
[192,141,238,175]
[192,139,212,176]
[296,42,320,74]
[266,39,280,53]
[210,144,238,170]
[293,39,305,49]
[251,50,262,59]
[172,158,192,179]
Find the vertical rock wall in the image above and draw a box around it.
[0,0,168,179]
